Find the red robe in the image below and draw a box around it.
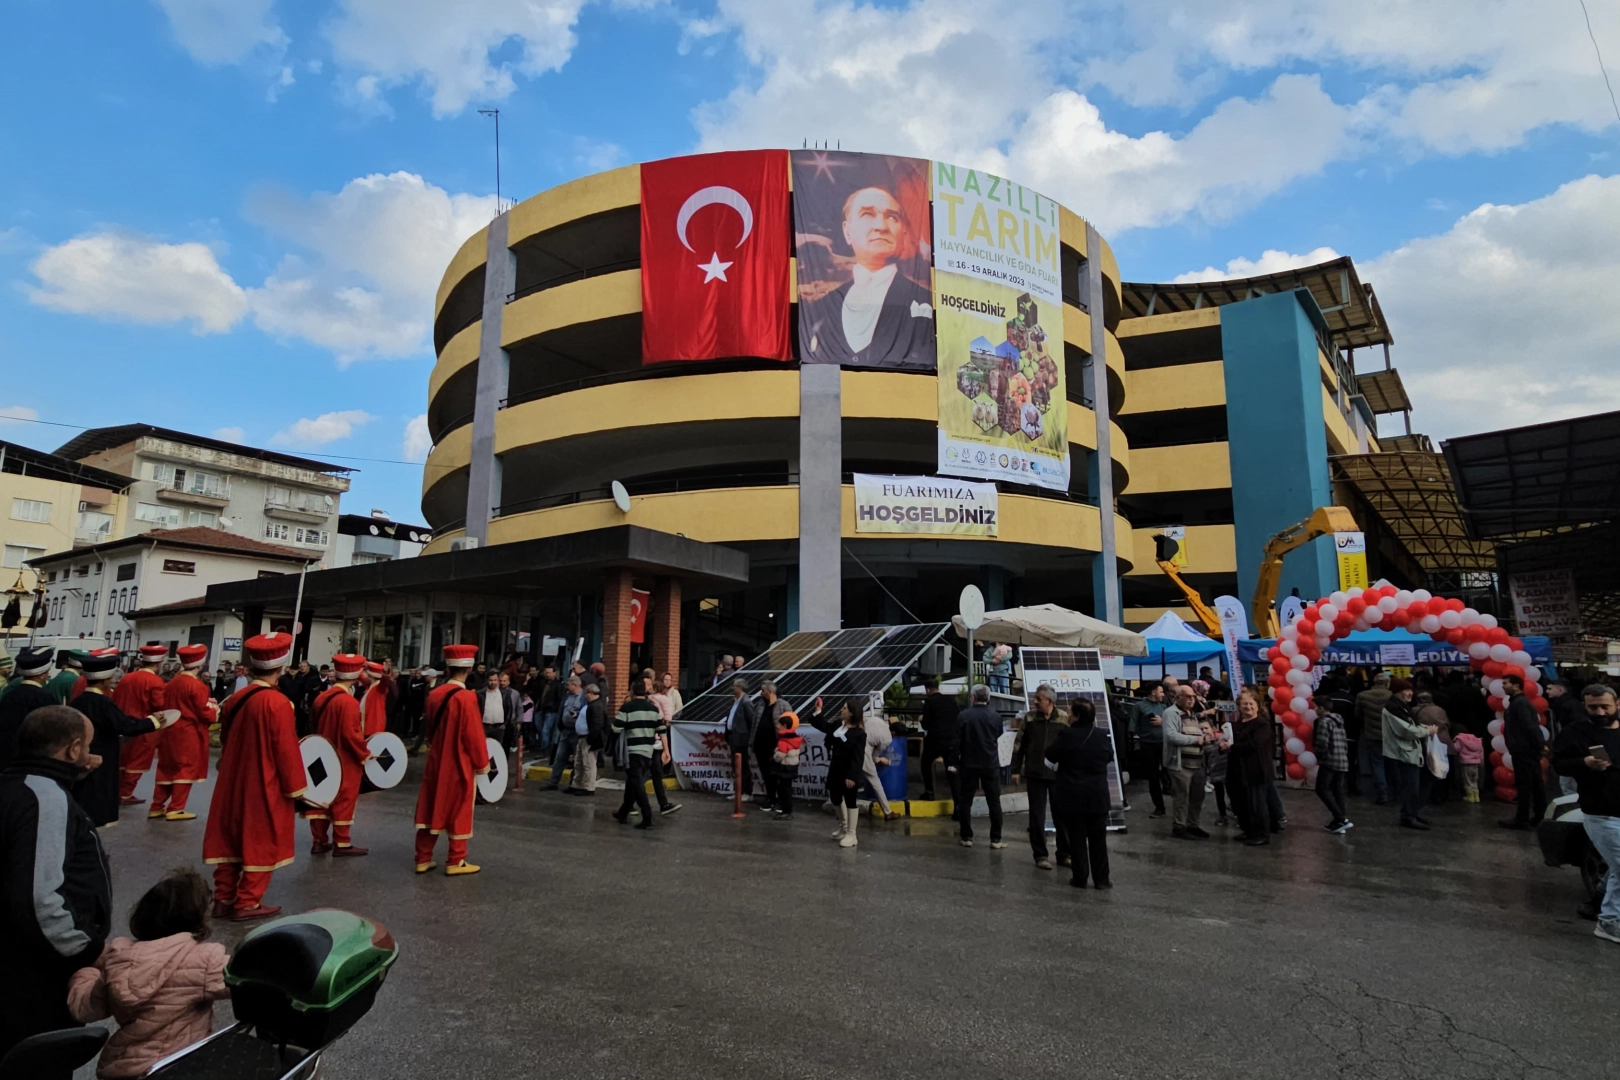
[203,683,306,872]
[360,680,389,738]
[306,685,367,825]
[113,667,167,775]
[413,682,490,840]
[157,671,214,785]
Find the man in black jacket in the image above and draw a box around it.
[1499,675,1547,829]
[0,705,111,1065]
[721,679,758,799]
[0,646,57,771]
[954,684,1006,849]
[752,681,788,811]
[1549,685,1620,941]
[918,677,960,802]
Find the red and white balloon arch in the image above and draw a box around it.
[1260,584,1547,800]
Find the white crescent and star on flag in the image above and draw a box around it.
[675,185,753,285]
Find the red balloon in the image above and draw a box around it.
[1294,722,1313,743]
[1488,750,1504,768]
[1530,696,1547,714]
[1495,787,1518,803]
[1507,637,1524,652]
[1279,711,1300,727]
[1286,763,1307,781]
[1335,613,1355,632]
[1486,626,1509,644]
[1345,596,1367,615]
[1502,663,1525,680]
[1271,656,1290,674]
[1492,765,1515,788]
[1387,608,1411,627]
[1482,660,1504,679]
[1407,600,1428,619]
[1464,624,1488,643]
[1267,673,1288,689]
[1446,628,1468,646]
[1486,695,1505,712]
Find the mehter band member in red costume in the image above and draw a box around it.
[306,652,372,857]
[360,660,390,738]
[203,633,306,921]
[115,643,171,804]
[149,643,217,821]
[413,644,490,876]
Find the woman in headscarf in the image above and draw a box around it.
[1044,699,1115,889]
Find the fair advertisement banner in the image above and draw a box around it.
[1335,532,1368,591]
[669,722,829,801]
[1509,569,1582,637]
[852,473,998,536]
[1214,594,1248,693]
[1018,647,1127,830]
[932,162,1068,491]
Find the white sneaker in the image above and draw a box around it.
[1596,919,1620,945]
[1332,820,1354,834]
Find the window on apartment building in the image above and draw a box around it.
[116,562,136,581]
[74,564,90,577]
[186,510,217,527]
[350,552,390,565]
[81,593,92,618]
[150,463,223,496]
[128,587,137,611]
[294,528,328,546]
[2,543,44,568]
[46,571,56,583]
[10,498,51,522]
[161,559,196,575]
[77,510,114,540]
[264,522,291,541]
[135,502,182,527]
[94,562,103,575]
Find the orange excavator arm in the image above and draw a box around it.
[1251,506,1360,639]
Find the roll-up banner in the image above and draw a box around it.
[791,150,935,371]
[853,473,998,536]
[932,163,1068,491]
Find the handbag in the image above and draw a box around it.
[1425,733,1451,779]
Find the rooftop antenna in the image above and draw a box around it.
[478,108,503,214]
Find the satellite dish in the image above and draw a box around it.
[610,480,631,514]
[217,517,233,530]
[323,495,334,508]
[959,584,986,631]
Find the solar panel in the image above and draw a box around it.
[751,631,838,671]
[816,668,907,701]
[853,623,953,668]
[795,627,888,670]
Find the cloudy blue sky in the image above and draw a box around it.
[3,0,1617,521]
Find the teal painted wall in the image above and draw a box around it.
[1221,290,1337,611]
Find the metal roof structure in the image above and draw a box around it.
[1120,256,1392,349]
[1354,369,1412,415]
[1442,410,1620,540]
[673,624,952,725]
[55,424,354,474]
[1329,451,1496,574]
[0,439,134,491]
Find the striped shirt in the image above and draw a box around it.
[613,697,666,759]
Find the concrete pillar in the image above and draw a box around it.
[601,569,635,706]
[464,213,515,545]
[797,363,842,630]
[1083,223,1121,625]
[650,577,682,680]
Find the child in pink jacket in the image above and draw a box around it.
[69,868,232,1078]
[1453,731,1485,803]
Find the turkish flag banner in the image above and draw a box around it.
[640,151,792,363]
[630,589,650,644]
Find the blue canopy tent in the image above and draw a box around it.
[1238,626,1554,667]
[1127,612,1226,681]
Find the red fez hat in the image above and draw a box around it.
[331,653,365,680]
[443,644,478,668]
[176,643,208,668]
[244,633,293,671]
[138,644,169,663]
[365,660,387,676]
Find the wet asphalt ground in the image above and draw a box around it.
[83,762,1615,1080]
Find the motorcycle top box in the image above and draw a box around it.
[225,908,399,1050]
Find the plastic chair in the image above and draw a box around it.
[0,1026,108,1079]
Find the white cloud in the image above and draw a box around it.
[211,426,246,443]
[402,414,432,462]
[27,232,248,333]
[153,0,285,65]
[271,410,373,447]
[1172,246,1342,283]
[0,406,40,426]
[1366,174,1620,439]
[323,0,592,116]
[245,172,499,361]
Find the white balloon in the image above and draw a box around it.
[1329,591,1349,608]
[1377,595,1399,613]
[1491,735,1506,754]
[1353,617,1372,632]
[1306,765,1320,783]
[1440,610,1463,629]
[1412,589,1432,602]
[1479,613,1498,630]
[1488,643,1512,662]
[1280,624,1299,641]
[1366,608,1385,624]
[1302,708,1318,723]
[1318,603,1339,622]
[1488,679,1505,698]
[1509,649,1533,668]
[1419,615,1442,633]
[1279,639,1300,658]
[1524,666,1541,684]
[1298,751,1318,768]
[1541,725,1550,742]
[1466,641,1489,659]
[1502,750,1514,768]
[1487,719,1503,736]
[1286,668,1310,686]
[1290,696,1309,714]
[1285,737,1306,755]
[1460,608,1480,626]
[1395,589,1414,606]
[1347,586,1364,598]
[1291,654,1311,671]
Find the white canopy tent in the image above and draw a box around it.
[950,603,1148,657]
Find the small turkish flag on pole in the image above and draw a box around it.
[630,589,650,644]
[640,151,792,363]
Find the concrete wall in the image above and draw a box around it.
[1220,289,1337,609]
